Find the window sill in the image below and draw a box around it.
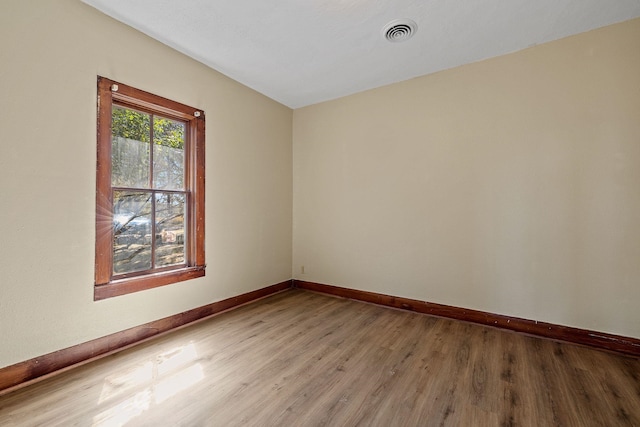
[94,266,205,300]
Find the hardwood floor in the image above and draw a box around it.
[1,289,639,426]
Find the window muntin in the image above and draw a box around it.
[95,77,205,300]
[110,106,187,277]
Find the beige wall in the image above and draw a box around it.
[293,19,640,339]
[0,0,292,368]
[1,1,638,371]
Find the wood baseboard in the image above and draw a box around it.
[3,278,637,396]
[0,280,292,396]
[293,279,640,358]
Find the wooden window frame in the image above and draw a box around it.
[95,77,205,300]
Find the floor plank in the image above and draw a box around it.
[0,289,639,426]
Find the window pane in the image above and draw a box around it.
[153,117,185,190]
[112,106,150,188]
[113,191,152,274]
[155,192,186,268]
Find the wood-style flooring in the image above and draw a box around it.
[1,289,639,426]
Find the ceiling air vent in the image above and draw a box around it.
[382,19,417,43]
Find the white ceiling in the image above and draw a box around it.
[82,0,640,109]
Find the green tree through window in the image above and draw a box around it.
[95,77,205,300]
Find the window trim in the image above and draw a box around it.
[95,76,205,300]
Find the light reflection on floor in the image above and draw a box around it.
[92,342,204,426]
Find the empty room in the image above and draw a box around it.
[1,0,639,425]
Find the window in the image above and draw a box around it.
[95,77,205,300]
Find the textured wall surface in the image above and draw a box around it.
[293,18,640,339]
[0,0,292,368]
[1,2,638,371]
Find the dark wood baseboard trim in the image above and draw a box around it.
[0,280,293,396]
[293,280,640,358]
